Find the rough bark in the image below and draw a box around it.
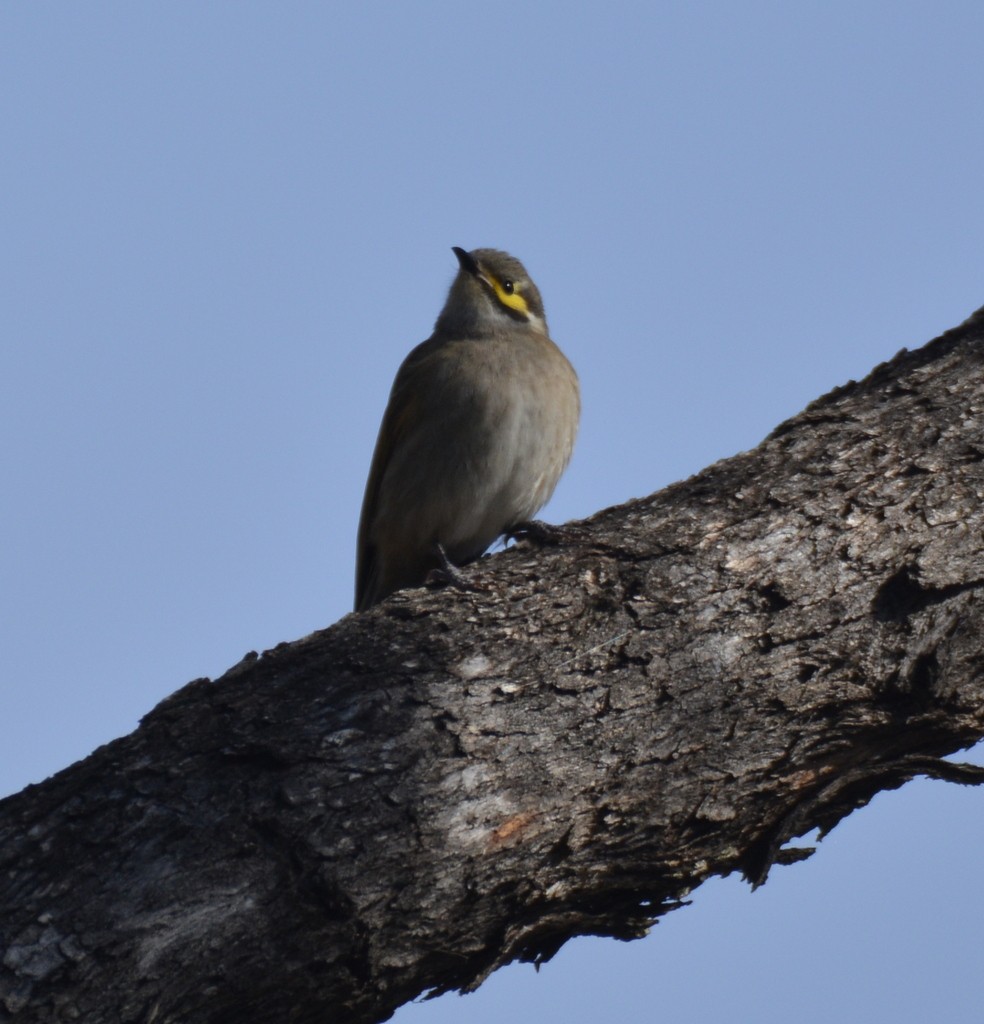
[3,308,984,1024]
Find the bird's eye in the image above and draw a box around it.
[503,280,514,294]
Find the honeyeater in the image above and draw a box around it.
[355,247,579,611]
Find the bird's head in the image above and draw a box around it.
[435,247,547,338]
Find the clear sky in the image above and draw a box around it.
[3,3,983,1022]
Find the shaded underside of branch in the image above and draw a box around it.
[2,308,984,1024]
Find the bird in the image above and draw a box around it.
[355,246,580,611]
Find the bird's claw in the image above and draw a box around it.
[425,544,488,594]
[505,519,582,546]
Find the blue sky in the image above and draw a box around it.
[3,3,983,1022]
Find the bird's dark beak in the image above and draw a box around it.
[452,246,481,277]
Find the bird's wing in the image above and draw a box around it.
[354,337,442,610]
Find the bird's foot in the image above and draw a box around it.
[425,543,488,594]
[505,519,585,547]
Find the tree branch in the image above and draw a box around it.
[3,308,984,1024]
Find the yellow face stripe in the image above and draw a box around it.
[488,276,530,316]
